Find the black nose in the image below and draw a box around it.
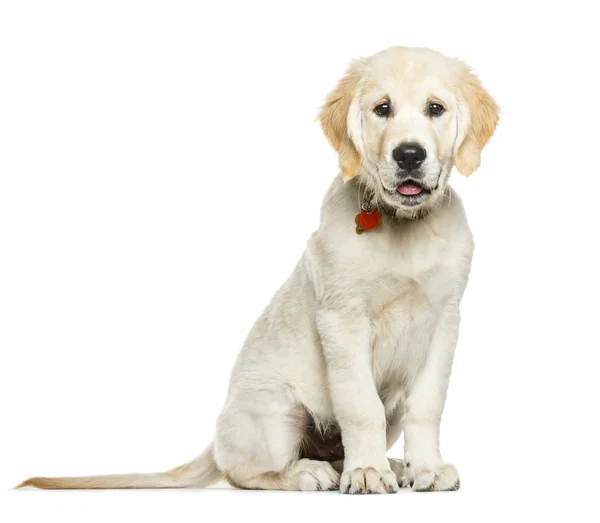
[392,143,427,171]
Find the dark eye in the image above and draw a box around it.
[374,102,391,117]
[428,102,445,117]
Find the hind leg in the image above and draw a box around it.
[213,390,339,491]
[226,458,340,491]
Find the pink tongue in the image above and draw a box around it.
[397,183,423,196]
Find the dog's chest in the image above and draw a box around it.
[358,228,453,405]
[369,274,438,400]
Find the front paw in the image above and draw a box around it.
[400,463,460,492]
[340,467,399,494]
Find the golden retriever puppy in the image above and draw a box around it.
[19,46,498,494]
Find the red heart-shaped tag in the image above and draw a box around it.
[355,209,381,234]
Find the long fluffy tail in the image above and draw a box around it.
[16,444,222,490]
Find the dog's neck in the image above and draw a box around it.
[360,189,397,218]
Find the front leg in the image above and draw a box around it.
[401,302,461,492]
[317,303,399,494]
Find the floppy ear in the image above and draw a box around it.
[454,69,499,176]
[319,64,364,179]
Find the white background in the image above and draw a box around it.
[1,1,599,521]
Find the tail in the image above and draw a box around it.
[16,444,222,490]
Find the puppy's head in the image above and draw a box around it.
[319,47,499,218]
